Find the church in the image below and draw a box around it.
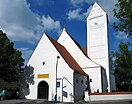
[22,2,115,102]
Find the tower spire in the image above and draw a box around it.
[87,2,110,92]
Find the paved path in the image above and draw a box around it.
[0,99,46,104]
[0,99,132,104]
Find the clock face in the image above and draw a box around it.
[89,15,105,30]
[89,23,104,30]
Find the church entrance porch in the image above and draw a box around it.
[38,81,49,99]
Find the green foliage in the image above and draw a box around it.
[113,42,132,91]
[0,30,24,83]
[113,0,132,37]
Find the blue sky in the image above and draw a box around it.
[0,0,129,64]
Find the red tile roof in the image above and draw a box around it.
[47,35,87,76]
[90,92,132,95]
[64,30,99,65]
[81,46,87,56]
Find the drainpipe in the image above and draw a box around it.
[55,56,60,102]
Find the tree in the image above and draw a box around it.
[113,0,132,37]
[113,42,132,91]
[19,65,35,97]
[0,30,24,83]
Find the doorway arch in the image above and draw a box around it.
[38,81,49,99]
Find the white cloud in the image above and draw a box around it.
[114,31,128,40]
[70,0,93,7]
[67,6,92,21]
[0,0,62,43]
[69,0,118,23]
[41,16,62,35]
[82,5,93,18]
[67,8,82,20]
[113,31,129,50]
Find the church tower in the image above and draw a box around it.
[87,2,110,91]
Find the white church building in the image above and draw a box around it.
[22,2,115,102]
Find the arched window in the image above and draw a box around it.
[76,79,78,84]
[81,80,83,84]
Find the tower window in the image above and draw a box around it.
[42,62,45,65]
[90,78,92,82]
[85,81,88,85]
[76,79,78,84]
[81,80,83,84]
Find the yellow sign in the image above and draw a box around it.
[37,74,49,78]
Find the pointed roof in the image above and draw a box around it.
[47,35,87,76]
[58,28,99,67]
[59,28,88,57]
[88,2,106,19]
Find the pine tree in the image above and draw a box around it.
[113,42,132,91]
[0,30,24,82]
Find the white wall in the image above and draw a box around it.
[85,93,132,101]
[56,59,74,102]
[26,33,58,100]
[58,29,99,68]
[87,2,110,92]
[57,29,107,94]
[83,66,102,93]
[74,72,88,102]
[25,33,75,102]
